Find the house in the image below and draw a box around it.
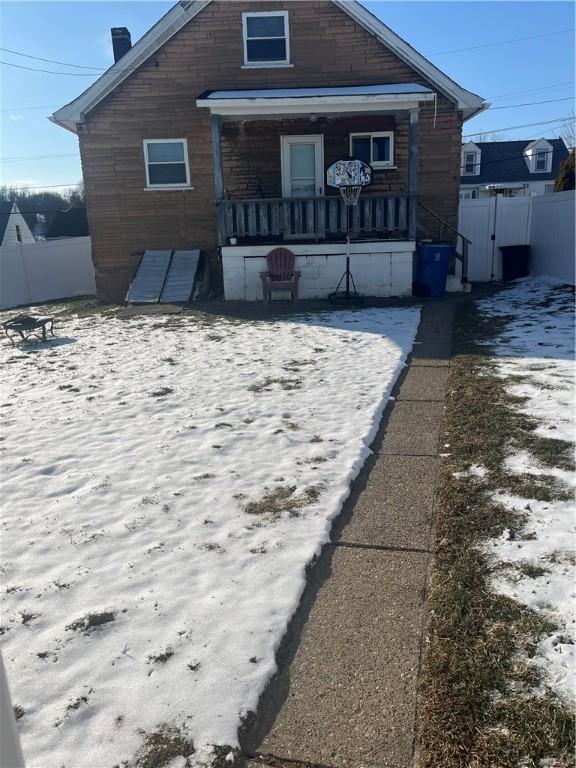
[460,138,569,199]
[0,202,36,247]
[51,0,485,302]
[45,208,90,239]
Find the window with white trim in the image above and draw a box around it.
[143,139,191,188]
[242,12,290,66]
[534,149,548,172]
[462,152,477,175]
[350,132,394,168]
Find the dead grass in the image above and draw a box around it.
[244,484,323,520]
[248,377,302,393]
[129,725,194,768]
[66,611,115,634]
[418,300,575,768]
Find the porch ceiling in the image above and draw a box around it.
[196,83,435,118]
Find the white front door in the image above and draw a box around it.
[281,135,324,198]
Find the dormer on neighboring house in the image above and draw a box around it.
[524,139,554,174]
[460,138,569,199]
[461,141,481,177]
[0,202,36,247]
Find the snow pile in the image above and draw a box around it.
[0,306,419,767]
[478,278,575,703]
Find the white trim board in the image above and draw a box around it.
[51,0,485,133]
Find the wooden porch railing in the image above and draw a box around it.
[219,194,414,243]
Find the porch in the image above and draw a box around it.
[196,83,467,299]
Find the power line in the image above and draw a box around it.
[490,96,575,110]
[1,208,86,215]
[0,47,107,71]
[487,82,575,101]
[429,28,575,56]
[463,116,573,138]
[1,104,62,113]
[0,60,100,76]
[1,154,78,163]
[0,183,82,190]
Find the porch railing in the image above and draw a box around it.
[218,194,414,243]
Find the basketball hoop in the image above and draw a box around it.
[325,159,373,303]
[339,185,362,206]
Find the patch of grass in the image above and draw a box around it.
[150,387,173,397]
[66,695,88,713]
[517,562,550,579]
[248,377,302,393]
[129,725,194,768]
[418,299,575,768]
[66,611,115,634]
[244,484,322,520]
[147,648,174,665]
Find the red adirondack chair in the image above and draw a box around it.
[260,247,301,303]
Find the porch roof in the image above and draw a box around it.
[196,83,435,117]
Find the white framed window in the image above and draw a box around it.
[460,189,478,200]
[143,139,191,189]
[349,132,394,168]
[462,152,478,175]
[534,149,548,172]
[242,11,290,67]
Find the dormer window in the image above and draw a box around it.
[463,152,477,175]
[535,150,548,172]
[242,12,290,67]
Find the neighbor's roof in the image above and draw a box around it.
[51,0,486,133]
[460,139,569,185]
[45,208,89,239]
[0,201,16,244]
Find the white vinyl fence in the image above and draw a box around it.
[529,191,575,284]
[0,237,96,310]
[459,191,575,284]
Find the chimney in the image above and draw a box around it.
[111,27,132,63]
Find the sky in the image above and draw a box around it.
[0,0,574,192]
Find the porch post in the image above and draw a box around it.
[408,108,419,240]
[210,113,226,246]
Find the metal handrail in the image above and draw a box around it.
[417,201,471,244]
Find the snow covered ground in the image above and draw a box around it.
[0,305,419,767]
[477,278,575,704]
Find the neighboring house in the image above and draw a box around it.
[51,0,485,301]
[460,138,569,199]
[45,208,90,239]
[0,202,36,247]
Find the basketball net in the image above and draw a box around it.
[339,185,362,207]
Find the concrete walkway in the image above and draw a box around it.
[241,301,455,768]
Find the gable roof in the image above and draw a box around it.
[51,0,485,133]
[0,202,15,244]
[460,139,569,185]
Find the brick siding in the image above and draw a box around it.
[78,0,463,301]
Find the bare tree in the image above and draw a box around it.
[559,111,575,149]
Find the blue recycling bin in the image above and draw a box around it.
[416,242,453,297]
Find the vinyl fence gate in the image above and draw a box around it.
[458,196,531,282]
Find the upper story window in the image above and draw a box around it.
[242,11,290,67]
[143,139,191,189]
[462,152,477,175]
[350,132,394,168]
[534,149,548,172]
